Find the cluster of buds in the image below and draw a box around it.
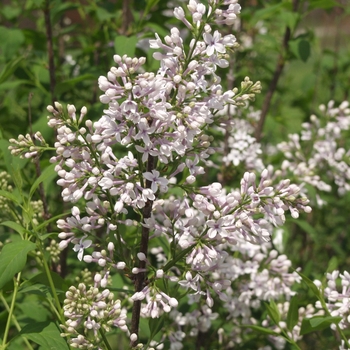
[8,131,50,159]
[60,283,128,348]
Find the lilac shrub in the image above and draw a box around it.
[7,0,322,349]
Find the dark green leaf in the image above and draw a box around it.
[286,295,299,331]
[290,219,317,239]
[264,300,281,325]
[149,316,165,339]
[26,272,69,294]
[296,270,322,299]
[162,244,196,272]
[19,321,69,349]
[298,40,311,62]
[29,163,57,200]
[0,241,36,289]
[55,74,95,95]
[300,316,342,335]
[240,324,280,336]
[145,0,161,16]
[96,6,116,22]
[36,212,71,232]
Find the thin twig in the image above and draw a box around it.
[254,0,300,142]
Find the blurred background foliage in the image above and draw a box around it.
[0,0,350,348]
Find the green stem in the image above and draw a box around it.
[1,273,22,349]
[99,328,112,350]
[39,241,64,322]
[0,293,34,350]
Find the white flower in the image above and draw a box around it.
[73,235,92,261]
[143,170,168,193]
[203,31,225,56]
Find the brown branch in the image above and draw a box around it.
[43,0,56,104]
[254,0,300,142]
[121,0,134,35]
[130,155,155,346]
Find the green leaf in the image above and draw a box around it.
[240,324,280,336]
[279,11,300,30]
[55,74,95,95]
[0,241,36,289]
[19,321,69,349]
[289,39,311,62]
[29,163,57,200]
[25,271,69,295]
[0,221,27,237]
[327,256,338,273]
[251,3,284,23]
[95,6,116,22]
[286,295,299,331]
[300,316,342,335]
[264,300,281,325]
[149,316,165,339]
[36,212,71,232]
[162,244,196,272]
[2,5,22,20]
[114,35,139,58]
[0,27,25,59]
[144,0,161,16]
[291,218,317,239]
[0,189,22,206]
[307,0,341,10]
[298,40,311,62]
[0,140,28,173]
[296,270,322,299]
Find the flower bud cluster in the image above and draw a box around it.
[9,132,49,159]
[61,283,128,348]
[0,171,13,215]
[46,239,61,264]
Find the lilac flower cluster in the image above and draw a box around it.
[314,271,350,331]
[218,107,264,171]
[152,244,304,349]
[277,101,350,197]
